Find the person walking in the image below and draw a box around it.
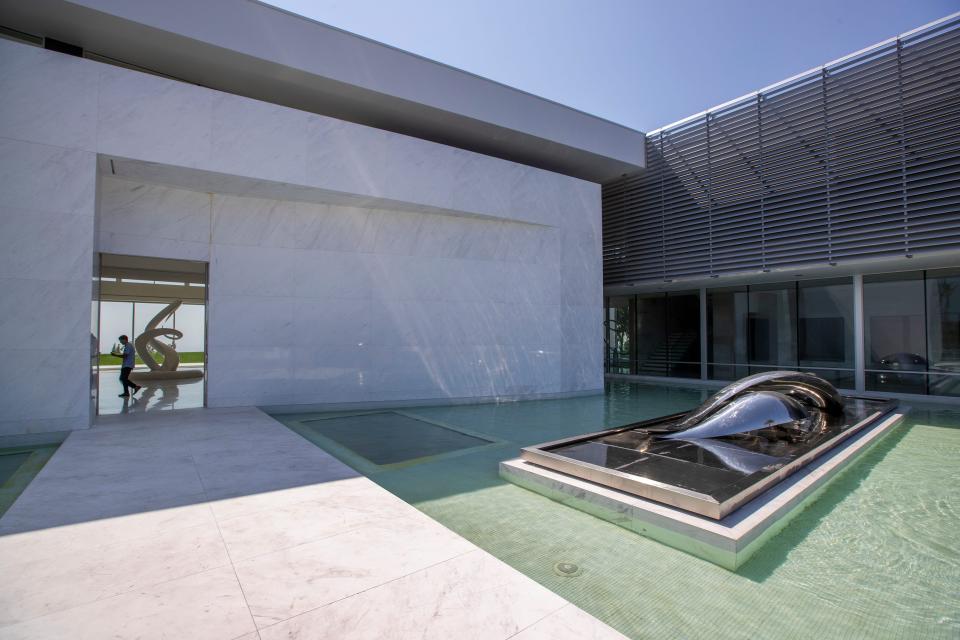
[117,335,142,398]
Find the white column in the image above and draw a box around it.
[853,274,866,392]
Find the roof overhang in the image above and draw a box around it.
[0,0,645,182]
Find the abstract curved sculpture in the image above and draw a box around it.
[675,371,844,432]
[130,300,203,382]
[659,390,813,440]
[661,371,844,441]
[521,370,899,520]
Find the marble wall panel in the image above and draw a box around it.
[210,245,299,299]
[0,348,90,423]
[385,135,456,211]
[561,341,605,392]
[0,135,95,434]
[207,296,295,349]
[297,203,372,254]
[289,345,371,402]
[96,231,211,262]
[212,195,306,250]
[561,230,603,307]
[449,149,515,221]
[290,299,371,348]
[561,304,603,347]
[206,346,294,407]
[305,115,390,198]
[0,40,98,151]
[0,138,96,215]
[0,279,91,350]
[0,208,92,282]
[97,65,213,168]
[209,93,310,184]
[99,178,212,244]
[290,251,374,301]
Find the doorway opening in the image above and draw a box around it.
[96,254,208,415]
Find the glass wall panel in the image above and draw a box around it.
[926,268,960,396]
[666,291,701,378]
[635,294,668,376]
[707,286,748,380]
[748,282,797,373]
[604,296,634,374]
[798,278,855,389]
[864,271,926,394]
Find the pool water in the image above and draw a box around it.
[296,412,493,466]
[274,381,960,639]
[0,433,65,519]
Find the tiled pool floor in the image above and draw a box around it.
[275,382,960,640]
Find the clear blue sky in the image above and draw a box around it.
[266,0,958,132]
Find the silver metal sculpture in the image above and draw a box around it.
[520,371,897,519]
[662,371,844,441]
[131,300,203,382]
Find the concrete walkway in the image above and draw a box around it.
[0,407,625,639]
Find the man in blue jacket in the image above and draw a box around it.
[117,335,142,398]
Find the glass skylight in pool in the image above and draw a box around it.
[302,412,492,465]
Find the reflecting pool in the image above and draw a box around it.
[273,381,960,639]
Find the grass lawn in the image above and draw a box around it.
[99,351,204,366]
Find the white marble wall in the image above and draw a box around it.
[0,38,602,431]
[99,179,592,407]
[0,139,97,435]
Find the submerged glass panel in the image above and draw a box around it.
[0,452,30,486]
[302,412,491,465]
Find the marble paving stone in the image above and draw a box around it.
[207,476,402,522]
[0,522,230,626]
[0,501,217,557]
[194,453,358,501]
[0,567,255,640]
[217,492,390,561]
[234,514,475,628]
[257,550,568,640]
[512,604,629,640]
[0,407,620,639]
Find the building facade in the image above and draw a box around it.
[0,0,645,435]
[602,14,960,398]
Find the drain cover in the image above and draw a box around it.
[553,562,582,577]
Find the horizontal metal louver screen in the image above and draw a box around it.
[603,15,960,287]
